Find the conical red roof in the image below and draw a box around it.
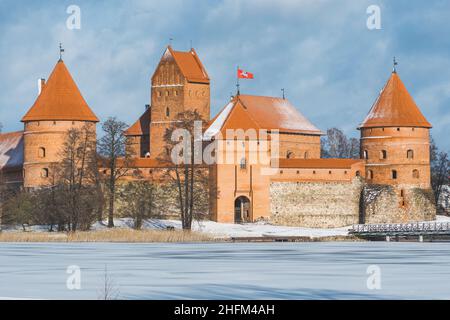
[360,72,431,128]
[22,60,99,122]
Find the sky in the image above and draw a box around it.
[0,0,449,150]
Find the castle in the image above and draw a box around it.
[0,45,436,227]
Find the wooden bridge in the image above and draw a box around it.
[349,221,450,241]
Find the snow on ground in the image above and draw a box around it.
[94,218,350,238]
[4,215,450,239]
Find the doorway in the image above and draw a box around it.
[234,196,251,223]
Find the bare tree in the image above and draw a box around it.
[159,110,210,230]
[98,117,133,228]
[430,137,450,208]
[321,128,360,159]
[55,124,99,231]
[97,265,120,300]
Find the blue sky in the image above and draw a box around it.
[0,0,449,150]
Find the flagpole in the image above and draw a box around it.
[236,65,240,96]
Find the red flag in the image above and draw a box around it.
[237,68,254,79]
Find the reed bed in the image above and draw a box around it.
[0,228,216,243]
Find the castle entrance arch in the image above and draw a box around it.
[234,196,251,223]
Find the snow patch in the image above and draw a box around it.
[203,101,235,141]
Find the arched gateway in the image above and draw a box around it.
[234,196,251,223]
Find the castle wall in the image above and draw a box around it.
[270,178,364,228]
[362,185,436,224]
[277,133,321,159]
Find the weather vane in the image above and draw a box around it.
[393,56,398,73]
[59,43,65,61]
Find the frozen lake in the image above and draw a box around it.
[0,242,449,300]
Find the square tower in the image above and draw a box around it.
[148,46,210,159]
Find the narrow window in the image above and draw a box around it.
[240,157,246,169]
[407,149,414,159]
[41,168,49,178]
[286,151,294,159]
[413,169,420,179]
[392,170,398,180]
[363,150,368,159]
[38,147,46,158]
[356,171,361,177]
[304,151,309,159]
[368,170,373,180]
[380,150,387,159]
[166,107,170,117]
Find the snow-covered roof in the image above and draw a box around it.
[0,131,24,170]
[203,95,323,140]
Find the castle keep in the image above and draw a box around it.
[0,45,436,227]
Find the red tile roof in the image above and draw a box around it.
[360,72,431,129]
[152,46,210,84]
[278,158,363,169]
[125,107,151,136]
[204,95,323,140]
[21,60,99,122]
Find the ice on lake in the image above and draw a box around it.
[0,242,449,300]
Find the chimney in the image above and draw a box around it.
[38,78,45,95]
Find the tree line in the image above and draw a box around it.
[0,115,210,232]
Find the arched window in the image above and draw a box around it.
[363,150,368,159]
[367,170,373,180]
[38,147,46,158]
[41,168,49,178]
[407,149,414,159]
[356,171,361,177]
[413,169,420,179]
[392,170,398,180]
[166,107,170,117]
[380,150,387,160]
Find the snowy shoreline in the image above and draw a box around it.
[1,215,449,242]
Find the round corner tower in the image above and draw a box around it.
[359,69,432,191]
[21,59,99,188]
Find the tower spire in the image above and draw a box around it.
[59,43,65,61]
[393,56,398,73]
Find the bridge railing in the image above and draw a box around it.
[350,222,450,234]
